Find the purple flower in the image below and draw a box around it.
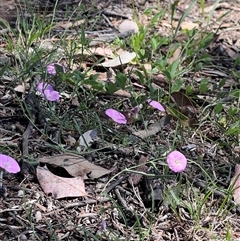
[167,150,187,173]
[105,108,127,124]
[147,99,165,112]
[99,219,107,231]
[0,154,20,173]
[37,82,60,101]
[47,63,65,76]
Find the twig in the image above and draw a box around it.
[102,10,129,19]
[115,188,129,210]
[104,175,128,194]
[63,197,109,209]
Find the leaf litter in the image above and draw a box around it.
[36,165,87,199]
[38,154,112,179]
[1,0,240,240]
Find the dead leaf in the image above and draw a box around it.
[168,46,182,64]
[71,97,80,106]
[128,155,148,185]
[180,21,198,30]
[63,135,76,147]
[77,129,98,151]
[92,47,113,57]
[131,117,169,139]
[37,165,87,199]
[113,89,131,98]
[14,84,25,93]
[35,211,42,222]
[122,105,142,124]
[118,20,138,33]
[101,51,136,68]
[38,154,111,179]
[170,92,197,120]
[53,19,85,29]
[231,164,240,203]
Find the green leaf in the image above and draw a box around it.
[186,85,194,94]
[84,74,105,91]
[218,79,226,89]
[226,127,240,136]
[214,103,223,114]
[198,32,215,49]
[229,89,240,98]
[173,0,198,38]
[171,79,184,93]
[228,106,238,116]
[105,82,118,94]
[162,70,172,81]
[116,72,127,90]
[199,0,205,16]
[150,38,159,51]
[226,121,240,135]
[169,60,179,79]
[171,1,180,25]
[135,70,146,85]
[0,65,7,77]
[199,79,209,94]
[143,7,153,16]
[234,56,240,68]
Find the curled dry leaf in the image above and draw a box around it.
[37,165,87,199]
[38,154,112,179]
[231,164,240,204]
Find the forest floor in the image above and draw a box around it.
[0,0,240,240]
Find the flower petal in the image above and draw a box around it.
[167,150,187,173]
[44,89,60,101]
[37,82,54,95]
[147,99,165,112]
[0,154,20,173]
[105,109,127,124]
[37,82,59,101]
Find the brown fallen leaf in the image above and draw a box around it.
[131,116,171,139]
[14,84,26,93]
[128,155,148,185]
[77,129,98,151]
[180,21,199,30]
[168,46,182,65]
[37,165,87,199]
[38,154,112,179]
[231,164,240,204]
[170,92,197,120]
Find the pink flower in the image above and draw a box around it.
[167,150,187,173]
[147,99,165,112]
[37,82,60,101]
[0,154,20,173]
[47,63,65,76]
[105,109,127,124]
